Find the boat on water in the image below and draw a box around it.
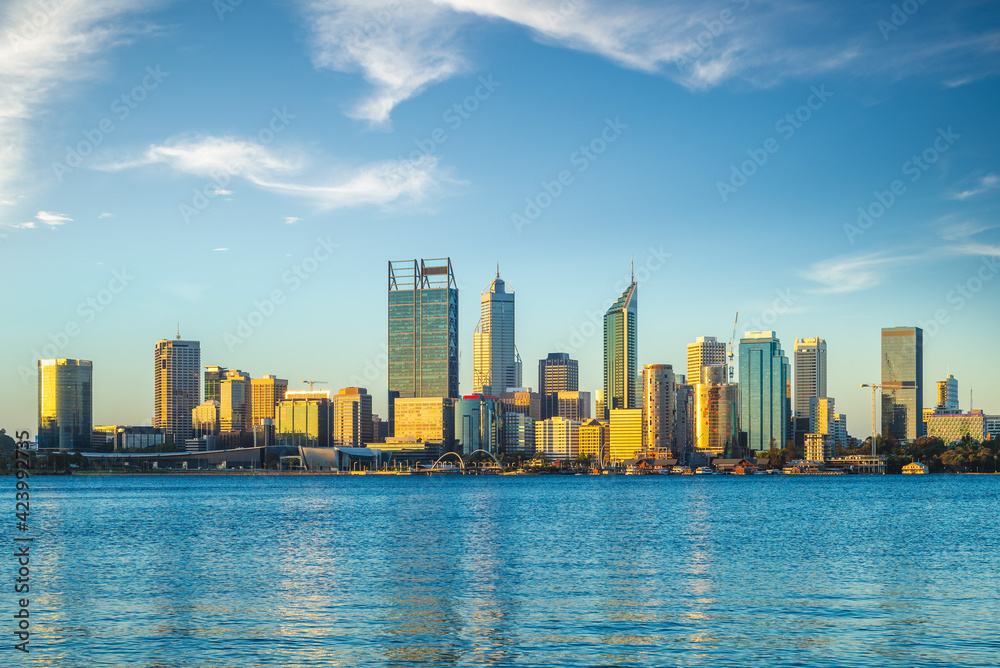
[695,466,714,475]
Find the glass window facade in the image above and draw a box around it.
[881,327,924,441]
[738,332,791,453]
[276,398,331,448]
[603,282,637,420]
[38,359,93,451]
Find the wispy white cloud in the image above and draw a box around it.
[952,173,999,200]
[0,0,155,203]
[283,216,300,225]
[5,210,73,229]
[939,219,998,241]
[802,251,923,294]
[300,1,1000,124]
[209,187,233,196]
[98,211,114,218]
[94,135,451,208]
[212,247,229,252]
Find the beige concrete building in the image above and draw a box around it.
[579,419,608,464]
[393,397,455,444]
[154,337,200,443]
[220,369,251,432]
[642,364,675,456]
[794,337,827,418]
[687,336,727,390]
[610,408,642,463]
[332,387,373,446]
[251,374,288,427]
[192,399,220,436]
[694,364,737,458]
[805,432,833,461]
[537,417,581,460]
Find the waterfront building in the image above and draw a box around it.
[539,353,579,419]
[332,387,374,447]
[154,336,201,444]
[925,410,986,445]
[987,416,1000,441]
[537,417,581,460]
[579,419,609,464]
[739,331,791,454]
[687,336,727,389]
[881,326,924,441]
[502,412,535,457]
[794,337,827,418]
[937,374,959,410]
[393,397,455,446]
[809,397,836,436]
[902,462,929,474]
[251,375,288,427]
[674,380,695,461]
[220,369,251,432]
[642,364,675,456]
[388,258,459,434]
[473,271,521,395]
[603,276,637,419]
[276,391,332,448]
[694,364,737,459]
[38,358,93,451]
[609,408,642,463]
[204,365,227,404]
[805,432,833,462]
[498,389,542,422]
[192,399,220,436]
[454,395,502,455]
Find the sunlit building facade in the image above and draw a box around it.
[502,412,535,456]
[38,358,93,451]
[154,337,201,444]
[579,419,609,464]
[192,399,220,436]
[251,374,288,427]
[881,326,924,441]
[687,336,726,392]
[332,387,374,446]
[609,408,642,463]
[498,389,542,422]
[937,374,959,410]
[794,337,827,418]
[694,364,737,459]
[739,331,791,454]
[603,279,637,419]
[220,369,251,432]
[674,380,694,461]
[537,417,581,460]
[204,365,227,404]
[473,272,521,395]
[926,411,986,445]
[539,353,579,419]
[388,258,459,434]
[551,390,592,421]
[393,397,455,446]
[276,392,332,448]
[642,364,675,456]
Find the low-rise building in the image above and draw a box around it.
[902,462,929,474]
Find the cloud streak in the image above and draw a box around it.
[952,174,999,201]
[94,135,451,208]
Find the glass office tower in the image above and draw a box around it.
[603,279,637,419]
[38,359,93,451]
[388,258,459,434]
[472,271,521,395]
[539,352,579,419]
[881,326,923,441]
[739,331,791,454]
[204,365,227,404]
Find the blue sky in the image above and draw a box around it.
[1,0,998,434]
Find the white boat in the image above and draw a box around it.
[695,466,714,475]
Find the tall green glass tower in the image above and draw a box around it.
[603,277,637,420]
[388,258,459,434]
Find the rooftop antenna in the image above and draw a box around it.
[630,255,634,284]
[176,322,181,340]
[496,262,500,278]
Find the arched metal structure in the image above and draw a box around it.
[468,449,503,468]
[431,452,466,470]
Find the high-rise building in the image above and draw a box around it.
[642,364,675,456]
[739,331,791,454]
[192,399,220,436]
[393,397,455,446]
[603,278,637,419]
[502,412,535,456]
[551,390,592,421]
[454,395,502,456]
[539,353,579,419]
[332,387,374,446]
[805,432,833,461]
[498,389,541,422]
[595,390,605,422]
[831,413,848,452]
[204,365,227,404]
[537,417,581,460]
[579,419,609,464]
[154,336,201,444]
[220,370,251,432]
[609,408,642,463]
[276,391,332,448]
[674,380,694,461]
[694,364,737,459]
[794,337,827,418]
[473,271,521,395]
[37,359,93,451]
[881,326,924,441]
[687,336,727,390]
[388,258,459,434]
[809,397,835,436]
[937,374,959,410]
[251,375,288,427]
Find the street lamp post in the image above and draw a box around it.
[860,383,881,458]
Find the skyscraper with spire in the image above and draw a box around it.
[602,265,637,419]
[473,267,521,395]
[154,331,201,444]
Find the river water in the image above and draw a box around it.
[14,474,1000,667]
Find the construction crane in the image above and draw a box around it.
[727,311,739,382]
[302,380,328,391]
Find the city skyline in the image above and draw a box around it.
[1,1,998,435]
